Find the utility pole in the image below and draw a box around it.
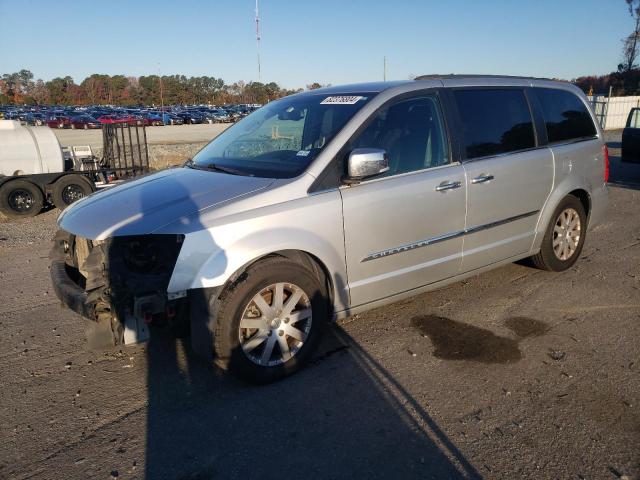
[383,56,387,81]
[158,63,165,125]
[255,0,261,82]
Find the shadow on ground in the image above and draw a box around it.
[144,323,482,479]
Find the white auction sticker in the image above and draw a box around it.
[320,96,364,105]
[296,150,311,157]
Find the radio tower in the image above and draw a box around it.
[255,0,261,82]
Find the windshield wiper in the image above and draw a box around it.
[184,158,251,176]
[205,163,251,176]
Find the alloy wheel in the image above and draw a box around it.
[238,282,312,366]
[553,208,581,261]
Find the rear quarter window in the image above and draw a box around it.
[534,88,597,143]
[454,89,535,160]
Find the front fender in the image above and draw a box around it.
[167,193,349,312]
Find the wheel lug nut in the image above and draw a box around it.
[278,330,284,336]
[284,318,289,323]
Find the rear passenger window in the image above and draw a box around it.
[454,89,535,160]
[534,88,597,143]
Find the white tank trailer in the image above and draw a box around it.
[0,119,97,218]
[0,120,65,176]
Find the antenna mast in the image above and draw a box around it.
[255,0,261,82]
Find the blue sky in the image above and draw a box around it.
[0,0,635,88]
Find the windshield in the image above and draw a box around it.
[191,92,375,178]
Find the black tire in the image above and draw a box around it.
[51,175,94,210]
[0,180,44,218]
[530,195,587,272]
[210,256,329,384]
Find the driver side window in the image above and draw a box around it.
[350,96,449,177]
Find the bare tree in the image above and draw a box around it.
[31,79,50,105]
[620,0,640,72]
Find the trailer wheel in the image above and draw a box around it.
[0,180,44,218]
[52,175,94,210]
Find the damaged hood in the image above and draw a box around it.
[58,167,274,240]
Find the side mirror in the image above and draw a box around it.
[345,148,389,183]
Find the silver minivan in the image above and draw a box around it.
[51,75,608,382]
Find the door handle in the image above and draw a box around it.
[435,180,462,192]
[471,174,494,184]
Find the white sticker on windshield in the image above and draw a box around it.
[320,96,364,105]
[296,150,311,157]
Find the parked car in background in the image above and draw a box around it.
[51,76,607,384]
[46,116,72,129]
[70,115,101,129]
[622,107,640,163]
[206,109,231,123]
[144,112,164,126]
[26,113,47,126]
[176,111,205,124]
[162,112,184,125]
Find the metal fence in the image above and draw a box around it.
[588,95,640,130]
[101,119,150,177]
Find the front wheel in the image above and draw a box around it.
[210,257,328,383]
[530,195,587,272]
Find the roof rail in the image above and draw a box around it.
[414,74,562,82]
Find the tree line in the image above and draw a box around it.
[0,70,325,106]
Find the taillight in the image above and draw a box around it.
[603,144,610,183]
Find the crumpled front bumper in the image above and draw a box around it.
[50,230,101,321]
[49,229,186,345]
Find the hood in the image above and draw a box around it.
[58,167,273,240]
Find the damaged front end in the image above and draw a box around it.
[50,230,186,347]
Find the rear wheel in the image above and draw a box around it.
[0,180,44,218]
[51,175,94,210]
[530,195,587,271]
[210,257,328,383]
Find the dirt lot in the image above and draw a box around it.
[53,124,230,171]
[0,134,639,479]
[53,124,230,150]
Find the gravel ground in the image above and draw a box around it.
[0,132,638,480]
[0,208,59,247]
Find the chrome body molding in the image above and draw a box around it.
[361,210,540,262]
